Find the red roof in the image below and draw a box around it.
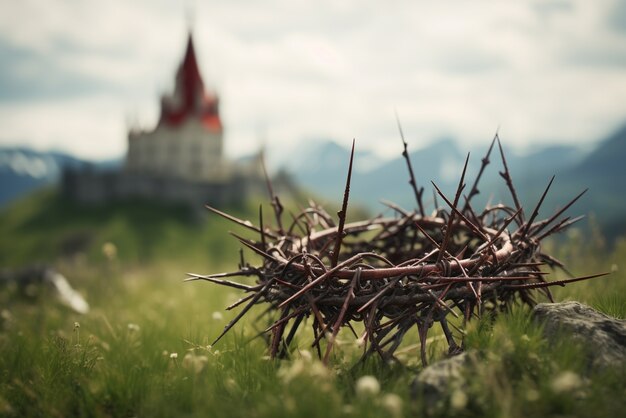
[159,33,222,132]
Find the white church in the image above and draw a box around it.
[63,31,264,212]
[126,33,227,183]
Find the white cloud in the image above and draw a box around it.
[0,96,127,159]
[0,0,624,162]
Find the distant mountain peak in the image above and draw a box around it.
[0,147,122,207]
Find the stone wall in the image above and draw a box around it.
[126,121,225,183]
[61,167,264,216]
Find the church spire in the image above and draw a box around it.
[159,31,222,132]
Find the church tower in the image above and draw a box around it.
[126,32,226,182]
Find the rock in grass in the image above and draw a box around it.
[411,351,474,409]
[532,301,626,369]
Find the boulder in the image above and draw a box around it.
[410,351,474,409]
[532,301,626,369]
[410,302,626,410]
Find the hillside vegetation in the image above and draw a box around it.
[0,190,624,417]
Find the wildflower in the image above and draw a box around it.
[551,371,582,393]
[170,352,178,360]
[355,375,380,398]
[278,360,306,383]
[73,321,81,346]
[526,388,540,402]
[450,388,468,410]
[182,353,209,374]
[212,311,223,321]
[278,358,331,384]
[127,323,140,332]
[225,378,238,391]
[298,349,312,362]
[381,393,403,417]
[102,242,117,261]
[483,300,496,310]
[1,310,12,321]
[1,310,13,330]
[0,395,13,415]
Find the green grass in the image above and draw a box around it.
[0,190,625,417]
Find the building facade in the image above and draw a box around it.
[126,33,229,183]
[63,32,264,212]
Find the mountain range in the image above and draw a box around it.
[276,124,625,239]
[1,123,624,238]
[0,148,121,206]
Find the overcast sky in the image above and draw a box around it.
[0,0,625,161]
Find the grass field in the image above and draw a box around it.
[1,190,625,417]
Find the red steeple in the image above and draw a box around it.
[159,32,222,132]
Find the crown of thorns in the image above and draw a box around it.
[187,131,606,366]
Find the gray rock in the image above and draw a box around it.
[411,351,475,409]
[0,266,89,314]
[532,301,626,369]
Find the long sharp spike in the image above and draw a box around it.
[331,139,355,268]
[519,175,555,239]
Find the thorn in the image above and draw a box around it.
[519,175,555,240]
[396,111,425,216]
[496,135,524,224]
[331,139,355,268]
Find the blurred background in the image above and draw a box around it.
[1,0,625,264]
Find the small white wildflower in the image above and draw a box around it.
[278,358,332,384]
[355,375,380,398]
[0,395,13,415]
[197,355,208,365]
[1,309,12,321]
[182,353,194,368]
[483,300,496,310]
[170,352,178,360]
[526,388,540,402]
[127,323,140,332]
[162,350,169,356]
[381,393,403,417]
[182,353,208,374]
[73,321,81,346]
[284,396,297,413]
[551,371,582,393]
[520,334,531,343]
[102,242,117,260]
[299,349,312,362]
[308,362,330,380]
[212,311,223,321]
[278,360,305,383]
[342,405,354,415]
[225,378,238,391]
[450,388,468,410]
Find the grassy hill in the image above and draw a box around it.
[0,189,625,417]
[0,188,250,270]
